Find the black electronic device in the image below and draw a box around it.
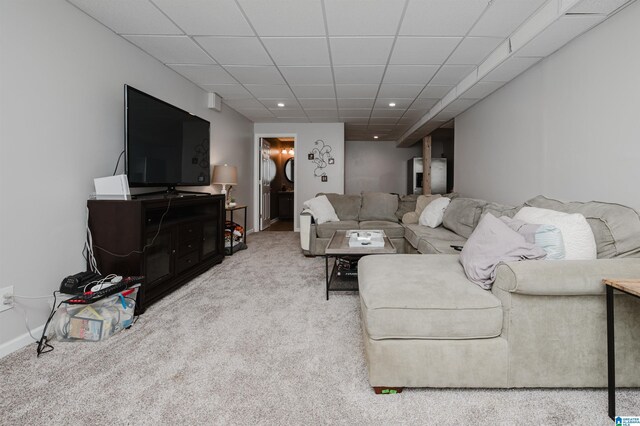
[60,271,102,294]
[64,276,145,305]
[450,245,464,252]
[125,85,211,193]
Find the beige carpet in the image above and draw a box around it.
[1,232,637,425]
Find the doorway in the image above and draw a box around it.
[257,136,296,232]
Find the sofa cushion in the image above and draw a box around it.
[317,193,361,221]
[395,194,419,220]
[359,192,399,222]
[316,220,359,238]
[359,254,503,340]
[403,224,466,254]
[442,198,488,238]
[525,195,640,259]
[359,221,405,238]
[482,202,519,219]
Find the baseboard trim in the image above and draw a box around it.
[0,324,43,359]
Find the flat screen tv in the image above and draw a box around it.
[125,85,211,191]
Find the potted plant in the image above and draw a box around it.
[228,197,237,208]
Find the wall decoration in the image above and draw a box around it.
[309,139,334,181]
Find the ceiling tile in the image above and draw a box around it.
[371,109,405,118]
[196,37,271,65]
[419,85,453,98]
[341,117,370,123]
[567,0,632,14]
[236,0,326,36]
[430,65,476,85]
[441,98,479,114]
[383,65,439,84]
[244,85,294,98]
[225,66,285,84]
[124,35,213,64]
[482,57,541,82]
[152,0,253,36]
[390,37,461,65]
[298,99,338,109]
[402,109,430,119]
[310,117,341,123]
[333,66,386,84]
[262,37,330,66]
[411,98,439,109]
[447,37,503,65]
[168,65,237,84]
[374,98,414,109]
[458,81,504,99]
[330,37,394,65]
[335,84,380,98]
[68,0,182,34]
[234,107,275,118]
[337,99,375,108]
[199,84,253,99]
[304,109,340,116]
[279,67,334,85]
[378,84,424,99]
[401,0,488,36]
[291,85,335,98]
[260,99,298,109]
[470,0,547,37]
[224,98,267,109]
[339,109,372,118]
[324,0,406,36]
[274,109,308,118]
[368,117,399,124]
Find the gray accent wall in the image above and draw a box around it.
[0,0,254,355]
[345,141,422,195]
[454,0,640,211]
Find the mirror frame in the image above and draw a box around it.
[284,157,294,183]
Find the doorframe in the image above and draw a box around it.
[253,133,297,233]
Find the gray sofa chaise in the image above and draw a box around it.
[358,196,640,390]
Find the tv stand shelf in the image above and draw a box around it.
[88,194,225,311]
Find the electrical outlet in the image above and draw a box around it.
[0,286,14,312]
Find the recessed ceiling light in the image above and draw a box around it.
[388,102,396,107]
[277,102,285,107]
[373,136,379,139]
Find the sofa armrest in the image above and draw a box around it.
[494,258,640,296]
[300,209,315,251]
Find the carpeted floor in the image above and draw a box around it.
[1,232,636,425]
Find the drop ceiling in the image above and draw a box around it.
[68,0,634,145]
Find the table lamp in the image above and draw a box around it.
[212,164,237,204]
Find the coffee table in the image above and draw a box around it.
[324,230,396,300]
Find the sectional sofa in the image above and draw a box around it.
[300,193,640,390]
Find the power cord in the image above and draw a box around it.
[112,150,125,175]
[37,291,65,357]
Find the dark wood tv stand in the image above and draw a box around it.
[87,194,225,311]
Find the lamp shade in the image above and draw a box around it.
[212,164,237,185]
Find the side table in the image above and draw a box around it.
[602,278,640,420]
[226,204,247,256]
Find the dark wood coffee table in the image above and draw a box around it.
[324,230,396,300]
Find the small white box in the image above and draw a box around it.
[94,174,130,199]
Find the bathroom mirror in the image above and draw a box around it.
[284,158,294,183]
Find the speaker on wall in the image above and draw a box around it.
[208,92,222,111]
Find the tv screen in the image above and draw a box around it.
[125,85,211,188]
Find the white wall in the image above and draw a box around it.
[455,1,640,210]
[254,123,344,230]
[0,0,253,355]
[345,141,422,195]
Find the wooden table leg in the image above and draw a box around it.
[606,285,615,420]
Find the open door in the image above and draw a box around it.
[259,138,272,230]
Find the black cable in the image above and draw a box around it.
[37,291,65,357]
[112,150,125,176]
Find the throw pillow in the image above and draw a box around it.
[514,207,597,260]
[500,216,565,260]
[303,195,340,224]
[460,213,547,289]
[402,211,419,224]
[402,194,442,224]
[419,197,451,228]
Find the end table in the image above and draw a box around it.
[226,204,247,256]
